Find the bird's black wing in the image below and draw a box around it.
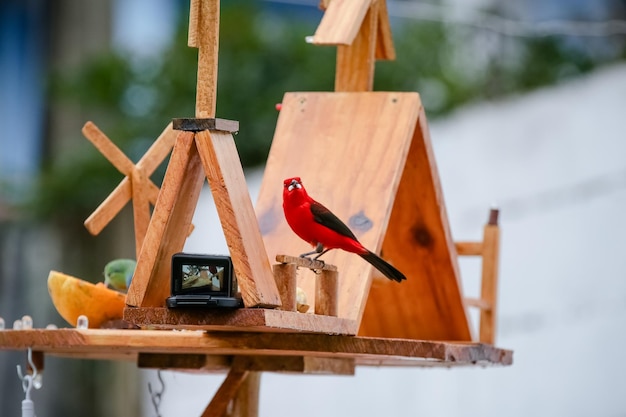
[310,201,358,241]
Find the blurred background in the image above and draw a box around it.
[1,0,625,415]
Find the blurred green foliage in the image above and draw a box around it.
[30,0,622,220]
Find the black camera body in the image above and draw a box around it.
[166,253,243,308]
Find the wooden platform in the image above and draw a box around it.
[0,329,512,369]
[124,307,357,335]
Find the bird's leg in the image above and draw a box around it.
[313,248,331,260]
[299,242,325,259]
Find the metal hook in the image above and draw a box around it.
[148,370,166,417]
[16,348,39,400]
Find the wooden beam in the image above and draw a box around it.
[375,0,396,60]
[335,0,378,91]
[201,368,250,417]
[195,130,281,308]
[137,352,231,371]
[228,370,260,417]
[313,0,373,45]
[479,209,500,344]
[455,241,483,256]
[0,329,514,367]
[191,0,220,118]
[126,131,205,307]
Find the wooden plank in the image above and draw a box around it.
[126,131,205,307]
[0,329,513,367]
[195,130,281,308]
[231,356,355,375]
[361,106,473,341]
[188,0,201,47]
[375,0,396,60]
[256,92,420,328]
[313,0,373,45]
[123,307,358,335]
[194,0,219,117]
[335,0,378,91]
[455,241,483,256]
[84,122,177,235]
[479,210,500,344]
[137,352,231,371]
[131,167,151,259]
[201,368,250,417]
[464,297,491,310]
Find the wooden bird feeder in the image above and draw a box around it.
[0,0,512,415]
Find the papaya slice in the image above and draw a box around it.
[47,270,126,328]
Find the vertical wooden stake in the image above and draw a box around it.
[335,0,379,92]
[130,167,151,260]
[189,0,220,117]
[479,208,500,344]
[229,371,260,417]
[315,269,338,316]
[273,263,297,312]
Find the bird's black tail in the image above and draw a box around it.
[359,251,406,283]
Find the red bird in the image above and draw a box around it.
[282,177,406,282]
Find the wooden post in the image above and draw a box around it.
[315,269,339,317]
[229,371,260,417]
[335,0,378,91]
[189,0,220,117]
[273,263,297,312]
[201,369,250,417]
[479,208,500,344]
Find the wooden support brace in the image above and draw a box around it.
[195,130,281,308]
[455,241,483,256]
[479,208,500,344]
[130,167,151,259]
[126,131,205,307]
[201,368,251,417]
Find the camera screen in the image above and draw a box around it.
[181,264,225,292]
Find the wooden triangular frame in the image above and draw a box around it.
[125,126,281,309]
[256,91,473,341]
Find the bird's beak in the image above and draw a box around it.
[287,179,301,192]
